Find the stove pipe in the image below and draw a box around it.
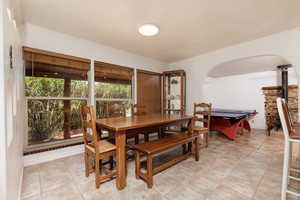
[277,64,292,101]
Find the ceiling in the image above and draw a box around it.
[22,0,300,62]
[208,55,289,77]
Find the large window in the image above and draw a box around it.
[25,78,88,146]
[23,47,90,150]
[23,48,135,152]
[95,82,132,118]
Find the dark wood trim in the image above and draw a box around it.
[162,70,185,75]
[23,46,91,63]
[23,141,83,155]
[94,60,134,72]
[136,69,161,76]
[262,85,298,90]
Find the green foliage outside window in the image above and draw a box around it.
[95,82,131,99]
[26,77,131,145]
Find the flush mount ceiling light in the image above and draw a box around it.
[138,24,159,36]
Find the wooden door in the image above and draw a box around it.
[137,70,161,114]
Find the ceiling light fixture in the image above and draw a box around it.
[138,24,159,37]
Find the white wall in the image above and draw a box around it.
[203,70,298,129]
[0,2,6,200]
[22,23,165,72]
[167,27,300,119]
[1,0,26,200]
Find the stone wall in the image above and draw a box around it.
[262,85,298,132]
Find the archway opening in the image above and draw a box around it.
[203,55,298,131]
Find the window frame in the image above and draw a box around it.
[23,49,136,153]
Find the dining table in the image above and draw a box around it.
[95,113,193,190]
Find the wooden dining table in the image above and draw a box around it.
[96,113,193,190]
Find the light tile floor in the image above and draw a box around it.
[21,130,300,200]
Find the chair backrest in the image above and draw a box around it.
[277,98,293,140]
[131,104,147,116]
[282,99,294,128]
[106,103,126,118]
[80,105,100,148]
[193,103,212,129]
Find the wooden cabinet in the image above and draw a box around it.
[162,70,186,115]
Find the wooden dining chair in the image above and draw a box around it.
[80,105,117,189]
[193,103,212,148]
[131,104,147,116]
[282,99,300,130]
[106,103,126,118]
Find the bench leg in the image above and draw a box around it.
[147,155,153,188]
[135,151,141,179]
[194,136,200,161]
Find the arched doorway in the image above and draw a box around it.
[202,55,298,130]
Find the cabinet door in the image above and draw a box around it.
[137,70,161,114]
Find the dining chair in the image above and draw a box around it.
[106,103,126,118]
[193,103,212,147]
[131,104,147,116]
[277,98,300,199]
[282,99,300,129]
[131,104,161,143]
[80,105,117,188]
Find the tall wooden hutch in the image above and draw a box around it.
[162,70,186,115]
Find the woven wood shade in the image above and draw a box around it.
[23,47,90,80]
[94,61,133,84]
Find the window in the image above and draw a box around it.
[23,47,90,150]
[94,61,133,118]
[23,48,135,152]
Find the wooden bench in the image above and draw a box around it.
[133,132,200,188]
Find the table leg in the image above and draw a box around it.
[115,130,126,190]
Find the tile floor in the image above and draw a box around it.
[21,130,300,200]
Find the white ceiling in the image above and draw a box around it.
[208,55,289,77]
[22,0,300,62]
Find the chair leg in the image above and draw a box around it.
[95,156,101,189]
[188,142,192,152]
[135,151,141,179]
[147,155,153,188]
[182,144,187,154]
[194,136,200,161]
[282,140,290,200]
[289,142,293,167]
[205,132,209,148]
[158,128,162,139]
[84,151,89,177]
[144,133,149,142]
[109,155,114,170]
[135,135,139,144]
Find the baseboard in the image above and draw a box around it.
[23,144,84,167]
